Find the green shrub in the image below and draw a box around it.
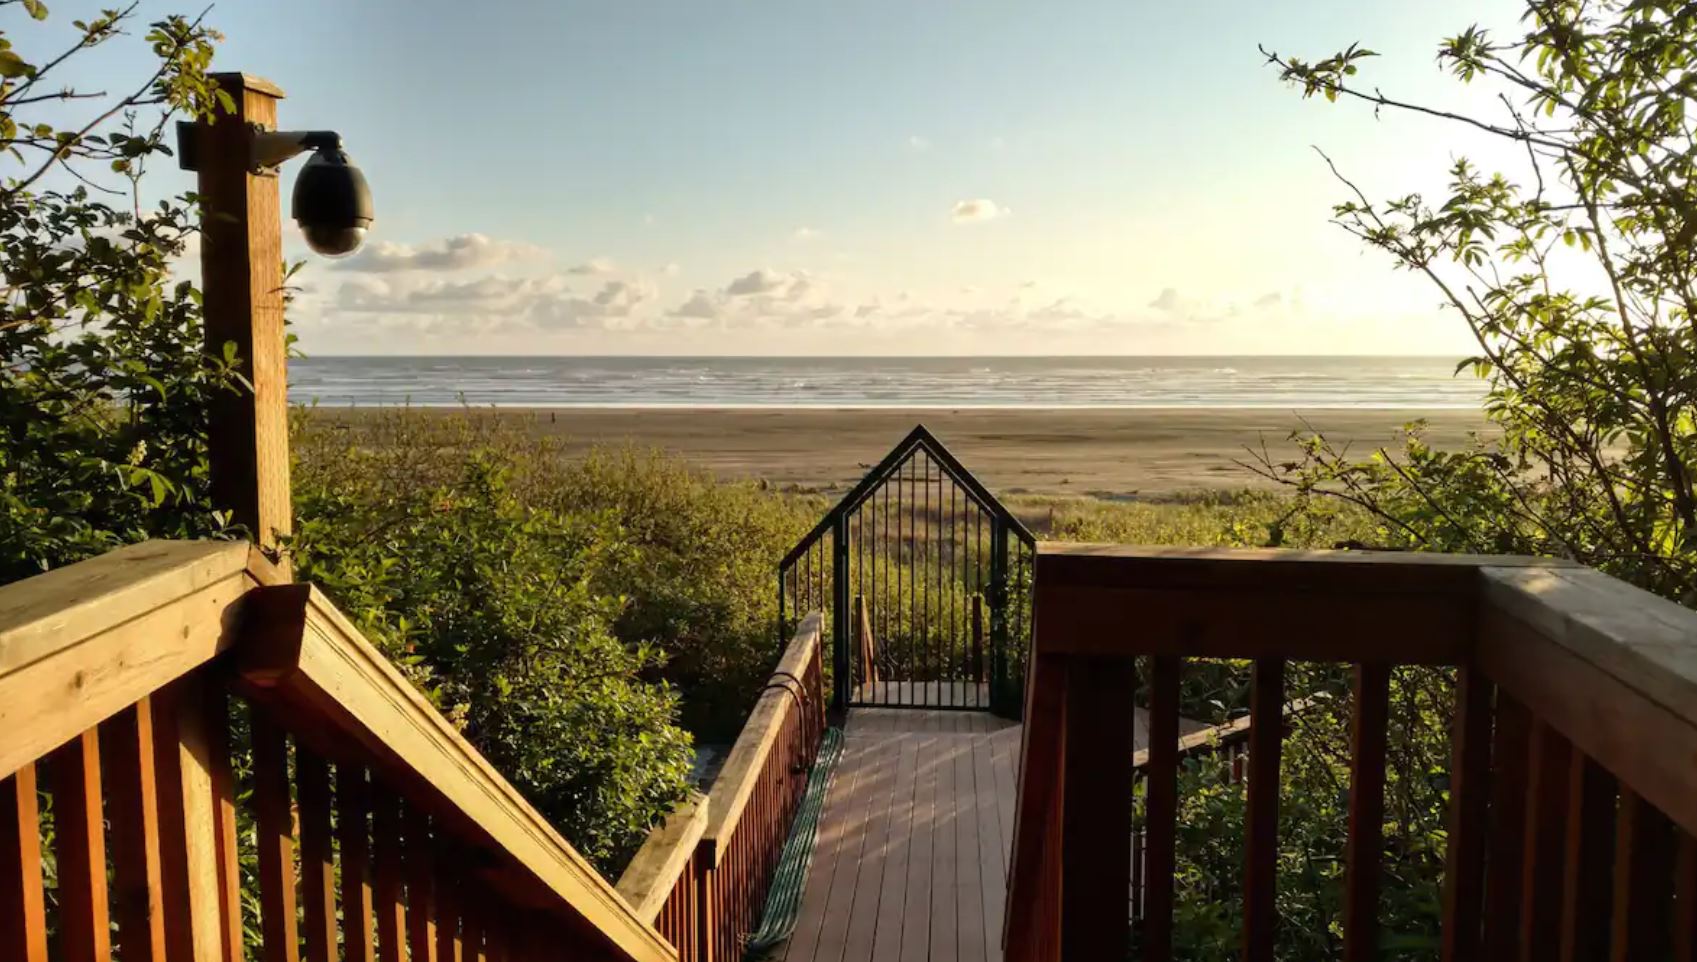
[290,423,695,870]
[548,446,819,739]
[0,9,234,584]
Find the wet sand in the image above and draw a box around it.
[309,406,1489,497]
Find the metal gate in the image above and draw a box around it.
[778,425,1035,717]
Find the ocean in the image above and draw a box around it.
[288,356,1484,410]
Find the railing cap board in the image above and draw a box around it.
[1037,543,1576,593]
[700,612,822,866]
[1483,564,1697,737]
[615,793,708,922]
[0,539,249,675]
[0,540,253,777]
[236,583,679,962]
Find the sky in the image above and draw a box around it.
[27,0,1531,355]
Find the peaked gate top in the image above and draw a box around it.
[778,425,1036,717]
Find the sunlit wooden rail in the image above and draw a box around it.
[617,613,828,962]
[1006,544,1697,962]
[0,540,678,962]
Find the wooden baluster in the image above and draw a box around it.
[1559,751,1616,962]
[253,710,302,962]
[484,913,508,962]
[1343,663,1391,962]
[1441,667,1494,962]
[341,765,377,962]
[436,844,462,962]
[1058,656,1135,959]
[298,750,338,962]
[407,805,439,962]
[1610,789,1674,962]
[1141,654,1182,962]
[1520,721,1572,962]
[51,728,112,962]
[373,786,408,962]
[1241,658,1286,962]
[103,700,169,962]
[1483,692,1532,958]
[0,763,48,962]
[153,677,245,962]
[462,895,485,962]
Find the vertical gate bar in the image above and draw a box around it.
[991,519,997,715]
[950,478,959,709]
[974,504,983,710]
[881,475,889,702]
[895,458,904,708]
[923,451,932,708]
[833,511,851,713]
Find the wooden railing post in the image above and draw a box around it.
[1058,656,1135,959]
[188,73,293,573]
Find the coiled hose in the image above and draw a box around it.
[742,726,846,959]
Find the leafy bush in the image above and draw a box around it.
[1154,665,1453,961]
[290,422,696,870]
[549,446,819,739]
[294,410,819,743]
[0,7,234,584]
[1261,2,1697,605]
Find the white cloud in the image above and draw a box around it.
[330,272,653,331]
[567,257,618,275]
[333,233,545,273]
[908,135,931,152]
[791,227,821,242]
[951,199,1008,224]
[1149,287,1181,311]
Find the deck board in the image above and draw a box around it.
[783,709,1021,962]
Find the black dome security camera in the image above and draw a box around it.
[290,139,374,257]
[179,125,377,258]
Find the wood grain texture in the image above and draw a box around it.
[340,765,377,962]
[1441,668,1494,962]
[1483,694,1532,960]
[51,729,112,962]
[196,74,293,557]
[1611,789,1674,962]
[615,795,707,922]
[1058,658,1134,961]
[151,676,244,962]
[1520,722,1572,962]
[1343,664,1390,962]
[236,583,677,962]
[406,805,439,962]
[373,787,408,962]
[1559,751,1616,962]
[0,763,48,962]
[1140,655,1182,962]
[298,749,338,962]
[783,710,1020,962]
[1241,659,1286,962]
[0,540,249,778]
[252,710,301,962]
[103,700,169,962]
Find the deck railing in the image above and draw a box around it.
[1006,544,1697,962]
[1,540,677,962]
[617,612,828,961]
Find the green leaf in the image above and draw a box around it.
[22,0,48,20]
[0,51,36,78]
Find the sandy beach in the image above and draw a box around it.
[308,407,1490,497]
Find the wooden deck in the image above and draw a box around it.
[779,709,1020,962]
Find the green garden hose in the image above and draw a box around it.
[742,726,846,960]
